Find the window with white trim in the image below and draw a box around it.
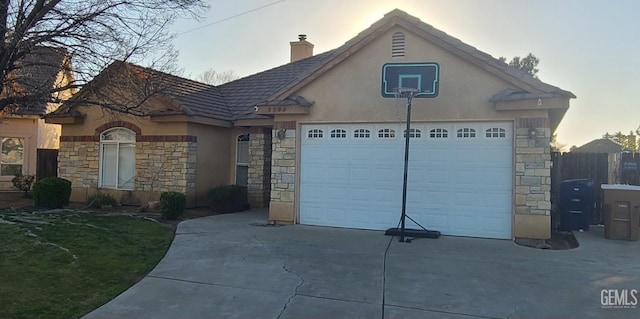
[236,133,249,186]
[99,128,135,190]
[1,137,24,176]
[308,129,323,139]
[391,32,405,58]
[486,128,506,138]
[353,129,371,138]
[330,129,347,139]
[429,128,448,138]
[456,128,476,138]
[378,128,396,138]
[404,128,422,138]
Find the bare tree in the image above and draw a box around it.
[0,0,207,113]
[195,68,239,85]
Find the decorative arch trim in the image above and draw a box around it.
[95,121,142,136]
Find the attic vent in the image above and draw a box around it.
[391,32,405,58]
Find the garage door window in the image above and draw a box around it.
[353,129,370,138]
[404,128,422,138]
[429,128,448,138]
[330,129,347,139]
[378,128,396,139]
[486,128,506,138]
[457,128,476,138]
[308,129,323,139]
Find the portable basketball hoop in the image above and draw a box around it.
[385,87,441,242]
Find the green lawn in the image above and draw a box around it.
[0,210,175,319]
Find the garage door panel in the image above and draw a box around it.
[300,122,513,239]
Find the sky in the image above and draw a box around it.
[168,0,640,150]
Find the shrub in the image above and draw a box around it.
[87,192,117,209]
[32,177,72,208]
[208,185,248,214]
[160,192,186,220]
[12,173,35,197]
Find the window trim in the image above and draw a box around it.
[98,127,136,190]
[0,137,25,176]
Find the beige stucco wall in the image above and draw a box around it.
[57,104,237,207]
[37,118,61,149]
[268,26,559,239]
[0,117,38,190]
[187,123,232,207]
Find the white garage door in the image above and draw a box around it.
[300,122,513,239]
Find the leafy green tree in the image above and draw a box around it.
[499,53,540,78]
[604,130,639,152]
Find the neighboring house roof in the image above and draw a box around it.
[51,9,575,124]
[572,138,624,153]
[2,47,68,116]
[52,61,231,120]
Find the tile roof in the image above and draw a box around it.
[54,9,575,124]
[218,51,335,120]
[5,47,68,116]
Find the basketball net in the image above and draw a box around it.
[393,87,420,118]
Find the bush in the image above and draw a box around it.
[208,185,248,214]
[12,173,35,197]
[32,177,72,208]
[87,192,117,209]
[160,192,186,220]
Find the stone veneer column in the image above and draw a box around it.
[269,121,297,223]
[247,127,272,208]
[514,118,552,239]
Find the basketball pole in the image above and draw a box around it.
[399,91,414,243]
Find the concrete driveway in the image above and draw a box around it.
[84,209,640,319]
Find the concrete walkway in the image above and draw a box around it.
[84,209,640,319]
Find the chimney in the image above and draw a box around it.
[290,34,314,62]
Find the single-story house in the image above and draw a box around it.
[0,47,74,190]
[572,138,624,153]
[47,9,575,240]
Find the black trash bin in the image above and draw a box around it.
[559,179,594,231]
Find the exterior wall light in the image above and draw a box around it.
[528,127,537,139]
[277,129,287,140]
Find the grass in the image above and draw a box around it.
[0,210,175,319]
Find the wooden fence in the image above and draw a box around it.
[551,151,640,226]
[36,149,58,181]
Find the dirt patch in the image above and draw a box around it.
[515,231,579,250]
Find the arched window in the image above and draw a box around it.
[404,128,422,138]
[392,32,405,58]
[429,128,448,138]
[378,128,396,139]
[330,129,347,139]
[99,128,135,190]
[236,133,249,186]
[353,129,371,138]
[308,129,323,139]
[486,128,506,138]
[456,128,477,138]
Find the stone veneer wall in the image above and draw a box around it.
[59,141,99,189]
[58,139,197,203]
[514,117,552,239]
[136,141,197,194]
[269,121,297,223]
[247,128,272,208]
